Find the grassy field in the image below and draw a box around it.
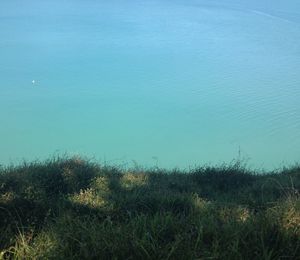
[0,157,299,259]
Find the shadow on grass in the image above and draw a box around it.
[0,157,299,259]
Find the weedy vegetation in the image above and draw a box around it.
[0,157,299,259]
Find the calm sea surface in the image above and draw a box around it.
[1,0,300,170]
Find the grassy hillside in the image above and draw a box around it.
[0,157,299,259]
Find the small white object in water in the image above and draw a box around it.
[32,80,35,84]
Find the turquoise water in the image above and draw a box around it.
[1,0,300,170]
